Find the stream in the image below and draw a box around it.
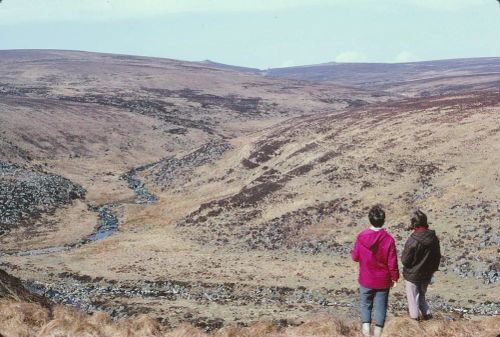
[14,205,119,256]
[2,162,158,257]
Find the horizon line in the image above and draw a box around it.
[1,48,500,70]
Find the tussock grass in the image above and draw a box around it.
[0,300,498,337]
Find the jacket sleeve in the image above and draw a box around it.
[351,237,360,262]
[401,238,416,268]
[388,238,399,281]
[432,237,442,272]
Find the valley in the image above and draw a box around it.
[0,50,498,332]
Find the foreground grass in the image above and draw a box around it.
[0,300,498,337]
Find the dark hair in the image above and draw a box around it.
[410,209,428,229]
[368,204,385,227]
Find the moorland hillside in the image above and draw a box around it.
[0,50,498,332]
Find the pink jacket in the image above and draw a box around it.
[351,228,399,289]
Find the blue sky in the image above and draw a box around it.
[0,0,499,69]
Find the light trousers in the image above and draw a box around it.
[405,280,431,319]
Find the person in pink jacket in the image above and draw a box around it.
[352,205,399,337]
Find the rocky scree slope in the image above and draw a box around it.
[0,161,85,233]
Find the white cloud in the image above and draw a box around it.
[335,51,367,63]
[393,51,419,63]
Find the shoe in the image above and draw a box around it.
[362,322,371,337]
[373,325,383,337]
[422,314,433,320]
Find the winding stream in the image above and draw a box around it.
[13,206,120,256]
[2,162,158,257]
[121,162,158,204]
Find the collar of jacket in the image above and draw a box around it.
[370,226,383,231]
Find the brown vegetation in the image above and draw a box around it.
[0,300,498,337]
[1,51,498,331]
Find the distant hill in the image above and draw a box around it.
[204,57,500,96]
[265,58,500,83]
[199,60,261,75]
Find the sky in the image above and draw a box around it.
[0,0,499,69]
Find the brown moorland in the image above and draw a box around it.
[0,50,498,334]
[0,300,499,337]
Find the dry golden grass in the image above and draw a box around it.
[1,51,499,327]
[0,301,49,337]
[1,51,499,334]
[0,300,498,337]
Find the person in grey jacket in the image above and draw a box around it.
[401,209,441,320]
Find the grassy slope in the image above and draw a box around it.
[0,300,499,337]
[0,51,498,331]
